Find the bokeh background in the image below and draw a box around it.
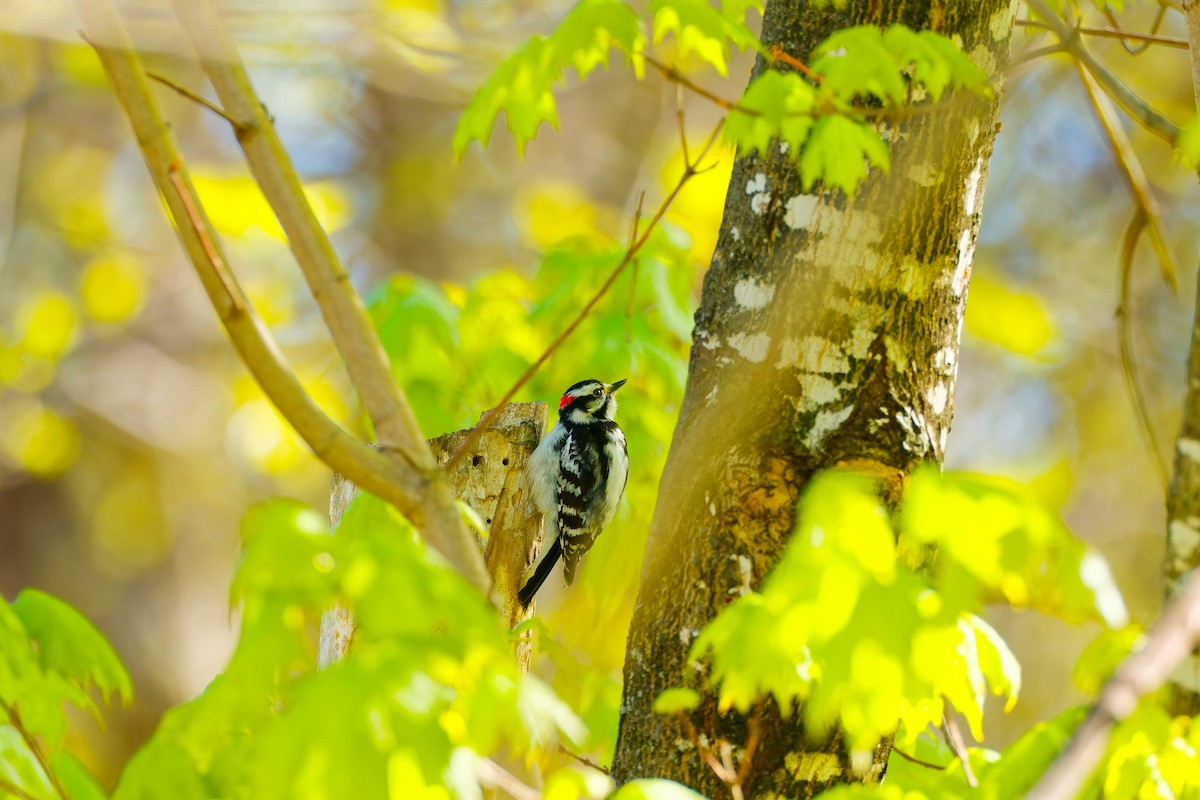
[1,0,1198,786]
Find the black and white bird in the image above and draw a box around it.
[518,378,629,607]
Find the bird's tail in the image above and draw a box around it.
[517,535,562,608]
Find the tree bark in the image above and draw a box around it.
[1165,0,1200,717]
[612,1,1017,795]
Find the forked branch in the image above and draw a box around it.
[165,0,430,471]
[75,0,489,591]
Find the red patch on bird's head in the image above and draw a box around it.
[559,394,573,410]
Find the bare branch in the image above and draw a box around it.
[443,120,726,471]
[1026,569,1200,800]
[1024,0,1181,143]
[74,0,489,591]
[890,747,948,771]
[558,744,611,775]
[164,0,430,470]
[146,71,245,129]
[1075,60,1173,490]
[1014,19,1186,50]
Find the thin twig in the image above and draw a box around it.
[678,711,735,784]
[891,747,948,770]
[734,702,763,786]
[1075,60,1172,491]
[1027,567,1200,800]
[1014,19,1186,50]
[940,700,977,788]
[624,190,645,343]
[1008,43,1068,71]
[1104,4,1169,54]
[1024,0,1181,143]
[1,702,66,800]
[146,70,247,128]
[1117,213,1171,491]
[645,54,969,123]
[444,120,725,470]
[769,44,823,82]
[166,164,244,313]
[718,740,743,800]
[558,744,611,775]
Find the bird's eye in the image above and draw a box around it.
[593,388,604,397]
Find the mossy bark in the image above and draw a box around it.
[611,1,1017,795]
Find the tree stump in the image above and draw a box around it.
[318,402,547,669]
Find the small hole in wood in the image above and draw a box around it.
[472,455,483,467]
[502,458,510,466]
[486,518,492,525]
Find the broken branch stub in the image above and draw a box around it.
[318,402,548,669]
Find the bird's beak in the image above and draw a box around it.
[608,379,627,393]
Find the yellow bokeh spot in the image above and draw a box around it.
[965,274,1055,357]
[226,373,348,475]
[51,42,109,87]
[89,464,170,573]
[243,275,296,327]
[0,401,79,479]
[17,290,79,361]
[37,146,111,246]
[517,182,612,249]
[387,750,450,800]
[282,604,306,630]
[226,398,307,474]
[80,254,145,323]
[192,171,352,240]
[1027,458,1074,510]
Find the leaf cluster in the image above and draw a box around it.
[685,468,1126,752]
[0,590,132,800]
[456,0,992,194]
[110,495,585,800]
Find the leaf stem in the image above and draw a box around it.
[1,701,68,800]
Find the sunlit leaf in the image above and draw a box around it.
[1073,625,1142,695]
[0,725,55,800]
[11,590,132,709]
[454,0,645,156]
[608,778,709,800]
[653,688,701,714]
[51,751,109,800]
[650,0,763,75]
[799,115,889,194]
[724,70,816,156]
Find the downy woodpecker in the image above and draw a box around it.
[518,379,629,607]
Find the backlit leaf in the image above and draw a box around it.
[11,590,132,709]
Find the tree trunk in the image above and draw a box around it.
[612,1,1017,795]
[1165,0,1200,717]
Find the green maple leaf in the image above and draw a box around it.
[650,0,763,76]
[799,115,890,194]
